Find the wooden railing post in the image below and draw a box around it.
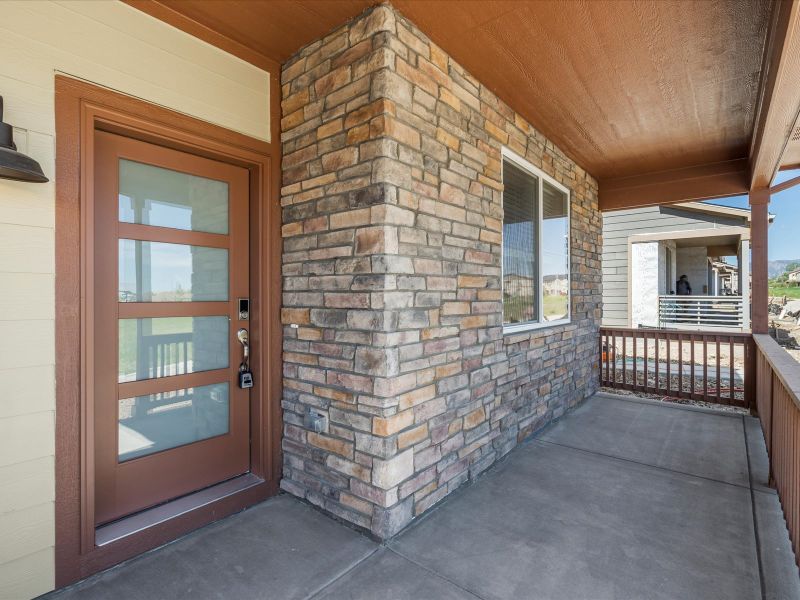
[745,336,756,413]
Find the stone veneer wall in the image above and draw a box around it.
[279,3,602,538]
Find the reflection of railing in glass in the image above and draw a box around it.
[139,331,192,379]
[118,316,228,383]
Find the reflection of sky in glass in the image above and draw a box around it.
[118,239,194,296]
[541,221,568,276]
[118,158,229,234]
[118,240,228,302]
[542,182,569,277]
[504,205,568,277]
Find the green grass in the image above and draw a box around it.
[503,294,569,323]
[543,294,568,320]
[769,285,800,299]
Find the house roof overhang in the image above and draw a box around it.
[125,0,800,211]
[673,202,775,224]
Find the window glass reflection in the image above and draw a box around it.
[118,316,228,382]
[118,382,229,461]
[542,182,569,321]
[502,160,539,324]
[119,159,229,234]
[118,240,228,302]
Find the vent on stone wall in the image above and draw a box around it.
[791,125,800,141]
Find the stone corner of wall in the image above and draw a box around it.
[279,1,602,540]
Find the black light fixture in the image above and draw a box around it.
[0,96,48,183]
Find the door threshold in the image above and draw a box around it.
[96,473,263,546]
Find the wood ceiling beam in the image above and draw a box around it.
[770,173,800,194]
[749,0,800,189]
[598,159,749,211]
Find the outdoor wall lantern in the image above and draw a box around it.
[0,96,48,183]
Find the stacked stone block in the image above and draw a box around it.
[280,3,602,538]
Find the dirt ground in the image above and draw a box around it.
[769,296,800,364]
[769,320,800,364]
[601,386,750,415]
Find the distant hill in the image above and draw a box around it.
[769,260,800,278]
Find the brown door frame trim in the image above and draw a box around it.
[54,75,282,586]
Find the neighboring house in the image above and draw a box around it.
[709,260,740,295]
[602,202,773,331]
[543,274,569,296]
[788,268,800,284]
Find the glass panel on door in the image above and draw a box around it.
[118,316,229,382]
[118,382,230,461]
[118,239,229,302]
[118,159,229,234]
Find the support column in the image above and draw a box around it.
[740,238,751,331]
[749,189,770,333]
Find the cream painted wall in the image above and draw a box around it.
[630,242,659,327]
[0,2,270,597]
[676,247,710,296]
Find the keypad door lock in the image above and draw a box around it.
[238,298,250,320]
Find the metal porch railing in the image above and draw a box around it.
[658,295,744,330]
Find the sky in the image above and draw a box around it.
[706,169,800,261]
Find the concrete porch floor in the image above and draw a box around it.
[45,393,800,600]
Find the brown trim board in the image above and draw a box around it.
[749,0,800,189]
[599,158,750,211]
[54,74,282,587]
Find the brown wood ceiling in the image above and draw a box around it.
[141,0,772,181]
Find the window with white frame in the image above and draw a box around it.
[501,151,570,331]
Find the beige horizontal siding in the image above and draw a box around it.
[0,458,55,514]
[0,548,53,600]
[0,2,272,597]
[0,367,55,420]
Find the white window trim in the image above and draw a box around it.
[500,147,571,335]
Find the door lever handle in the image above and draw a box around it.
[237,328,249,360]
[237,328,254,389]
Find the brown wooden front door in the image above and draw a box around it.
[93,131,251,525]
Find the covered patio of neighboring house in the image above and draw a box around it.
[603,202,776,332]
[3,1,800,599]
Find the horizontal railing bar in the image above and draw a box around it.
[661,322,743,325]
[658,295,743,300]
[600,327,752,339]
[661,316,743,321]
[660,305,743,309]
[660,303,743,307]
[661,310,742,313]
